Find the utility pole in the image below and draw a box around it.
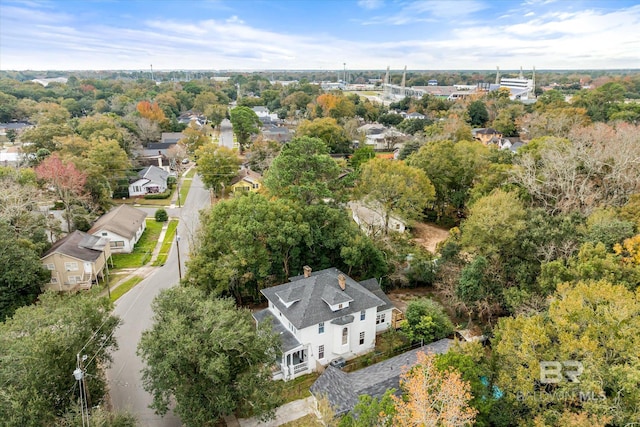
[150,64,154,82]
[74,353,90,427]
[103,251,110,300]
[175,235,182,281]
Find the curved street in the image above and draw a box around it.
[107,173,210,426]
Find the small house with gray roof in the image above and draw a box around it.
[41,230,111,292]
[310,338,453,416]
[128,165,169,197]
[88,205,147,253]
[253,267,396,381]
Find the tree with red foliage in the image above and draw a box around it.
[35,153,90,232]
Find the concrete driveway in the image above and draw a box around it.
[235,397,316,427]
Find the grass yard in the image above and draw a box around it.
[109,276,143,302]
[281,372,319,404]
[184,167,197,178]
[280,414,322,427]
[178,178,192,206]
[110,219,163,268]
[152,219,179,266]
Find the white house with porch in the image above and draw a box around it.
[253,267,395,381]
[128,165,169,197]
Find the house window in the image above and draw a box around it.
[64,262,78,271]
[360,310,366,321]
[69,276,77,284]
[338,303,343,309]
[318,345,324,359]
[252,183,259,189]
[51,277,58,284]
[109,241,125,248]
[318,322,324,334]
[45,263,55,270]
[101,232,108,236]
[342,327,348,345]
[376,313,386,325]
[359,332,365,345]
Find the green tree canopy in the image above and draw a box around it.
[356,158,435,235]
[493,280,640,426]
[186,193,385,302]
[460,189,527,258]
[401,298,454,344]
[467,100,489,127]
[137,287,282,425]
[0,291,120,426]
[195,144,241,197]
[0,222,49,321]
[296,117,351,153]
[407,140,490,221]
[229,106,261,153]
[263,136,341,204]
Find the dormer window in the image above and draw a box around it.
[318,322,324,334]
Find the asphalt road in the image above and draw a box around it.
[218,118,234,150]
[107,173,210,426]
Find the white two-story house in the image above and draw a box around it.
[253,267,395,381]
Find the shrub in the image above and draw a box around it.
[155,208,168,222]
[402,298,454,344]
[144,189,172,199]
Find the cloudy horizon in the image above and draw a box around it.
[1,0,639,71]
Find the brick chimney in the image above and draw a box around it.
[338,274,346,290]
[303,265,312,278]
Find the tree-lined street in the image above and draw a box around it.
[107,173,209,426]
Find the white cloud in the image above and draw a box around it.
[1,1,639,70]
[358,0,384,10]
[226,15,244,24]
[361,0,488,25]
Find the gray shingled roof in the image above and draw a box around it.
[42,230,109,262]
[88,205,147,240]
[138,165,168,186]
[253,309,303,352]
[310,338,453,416]
[261,268,385,330]
[359,278,395,313]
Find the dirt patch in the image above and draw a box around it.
[410,222,450,253]
[387,287,437,313]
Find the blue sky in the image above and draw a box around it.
[1,0,639,70]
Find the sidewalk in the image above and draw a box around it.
[233,397,315,427]
[168,165,194,209]
[102,220,170,298]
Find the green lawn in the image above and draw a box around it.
[109,276,143,302]
[184,167,197,178]
[110,219,164,268]
[281,372,319,404]
[178,178,192,206]
[152,219,179,266]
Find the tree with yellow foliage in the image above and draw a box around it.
[136,100,168,125]
[392,351,477,427]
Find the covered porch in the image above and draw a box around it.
[253,309,312,381]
